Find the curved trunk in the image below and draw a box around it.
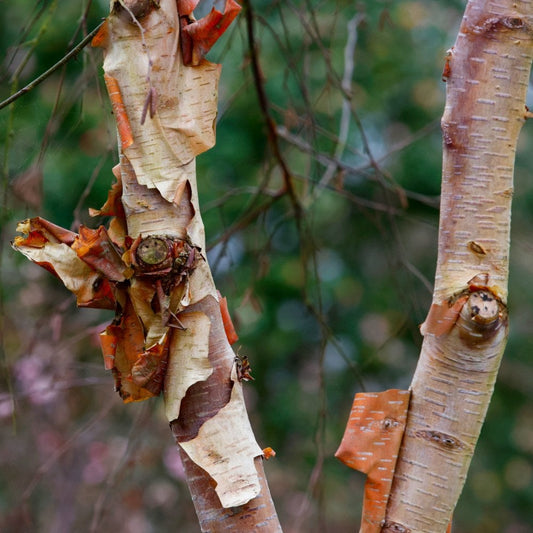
[101,0,282,528]
[383,1,533,531]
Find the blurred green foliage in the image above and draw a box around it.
[1,1,533,532]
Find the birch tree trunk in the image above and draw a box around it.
[13,1,282,531]
[382,1,533,531]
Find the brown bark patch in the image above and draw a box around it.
[475,16,529,36]
[414,430,465,451]
[171,295,234,441]
[381,521,411,533]
[467,240,487,257]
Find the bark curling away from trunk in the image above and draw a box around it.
[12,0,282,530]
[336,1,533,532]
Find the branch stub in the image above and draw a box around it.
[136,236,170,266]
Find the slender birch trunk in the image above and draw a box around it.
[13,1,282,530]
[382,1,533,531]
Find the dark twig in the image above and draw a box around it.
[242,0,302,220]
[207,194,282,250]
[0,21,104,112]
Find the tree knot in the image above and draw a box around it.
[457,288,508,346]
[382,521,411,533]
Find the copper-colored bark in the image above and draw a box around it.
[336,390,410,533]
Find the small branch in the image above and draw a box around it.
[71,155,109,231]
[276,124,440,209]
[242,0,302,220]
[309,13,363,204]
[207,194,282,250]
[0,21,104,112]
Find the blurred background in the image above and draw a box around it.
[1,1,532,531]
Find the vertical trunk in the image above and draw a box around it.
[383,1,533,531]
[13,1,282,530]
[96,1,283,529]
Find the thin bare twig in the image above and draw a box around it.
[0,21,104,112]
[71,155,110,231]
[37,1,97,167]
[308,13,364,205]
[277,124,440,209]
[242,0,302,220]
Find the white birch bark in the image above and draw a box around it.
[383,2,533,531]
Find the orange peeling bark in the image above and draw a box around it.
[336,390,411,533]
[103,74,134,151]
[218,291,239,345]
[13,0,280,525]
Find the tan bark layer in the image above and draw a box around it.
[383,1,533,531]
[179,452,281,533]
[13,0,281,526]
[170,295,281,529]
[170,295,234,441]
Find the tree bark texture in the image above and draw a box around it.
[383,1,533,532]
[13,1,282,531]
[169,294,282,532]
[99,1,283,529]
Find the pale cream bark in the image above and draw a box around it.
[12,0,282,529]
[101,1,282,527]
[383,1,533,532]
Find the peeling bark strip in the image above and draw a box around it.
[104,74,134,150]
[13,0,282,528]
[335,390,411,533]
[382,1,533,531]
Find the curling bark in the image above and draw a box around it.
[93,1,283,529]
[13,0,282,530]
[382,1,533,531]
